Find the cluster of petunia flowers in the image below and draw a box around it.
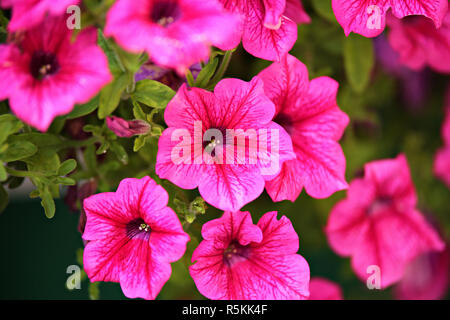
[0,0,449,300]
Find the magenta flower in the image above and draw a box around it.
[155,77,295,212]
[1,0,79,31]
[434,87,450,187]
[325,154,445,288]
[308,277,343,300]
[106,116,151,138]
[218,0,310,61]
[257,54,349,202]
[394,245,449,300]
[387,12,450,73]
[104,0,240,74]
[82,176,190,300]
[189,210,310,300]
[332,0,448,37]
[0,17,111,131]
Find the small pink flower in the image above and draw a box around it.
[325,154,445,288]
[155,77,295,212]
[0,16,112,131]
[309,277,343,300]
[387,12,450,73]
[106,116,151,138]
[218,0,310,61]
[394,244,449,300]
[332,0,448,37]
[104,0,240,74]
[1,0,80,31]
[258,54,349,202]
[189,210,310,299]
[434,87,450,187]
[82,176,190,300]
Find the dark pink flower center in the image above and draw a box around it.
[30,51,60,80]
[274,113,293,135]
[223,241,250,267]
[367,196,392,216]
[203,127,227,158]
[150,0,182,27]
[126,218,151,241]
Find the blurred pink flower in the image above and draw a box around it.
[387,12,450,73]
[309,277,343,300]
[106,116,151,138]
[189,210,310,299]
[394,243,449,300]
[1,0,79,31]
[332,0,448,37]
[434,87,450,187]
[0,17,111,131]
[82,176,189,300]
[325,154,445,288]
[258,54,349,202]
[218,0,310,61]
[155,77,295,211]
[104,0,240,74]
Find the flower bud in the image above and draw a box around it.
[106,116,151,138]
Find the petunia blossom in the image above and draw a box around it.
[189,210,310,299]
[155,77,295,212]
[104,0,240,74]
[434,87,450,187]
[394,242,449,300]
[308,277,343,300]
[1,0,80,31]
[325,154,445,288]
[218,0,310,61]
[0,16,111,131]
[387,11,450,73]
[82,176,190,300]
[332,0,448,37]
[258,54,349,202]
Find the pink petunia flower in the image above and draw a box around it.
[155,77,295,212]
[325,154,445,288]
[394,243,449,300]
[104,0,240,74]
[387,11,450,73]
[309,277,343,300]
[82,176,190,300]
[218,0,310,61]
[258,54,349,202]
[0,17,111,132]
[1,0,80,31]
[434,87,450,187]
[189,210,310,299]
[332,0,448,37]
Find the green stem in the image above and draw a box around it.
[185,69,195,87]
[5,167,45,178]
[208,50,233,89]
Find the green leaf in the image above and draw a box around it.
[133,135,147,152]
[97,29,124,76]
[58,159,77,176]
[110,142,128,164]
[0,140,38,162]
[344,34,374,93]
[0,184,8,213]
[40,188,56,218]
[312,0,338,23]
[8,133,61,174]
[0,114,23,144]
[54,177,76,186]
[66,96,100,119]
[0,163,6,182]
[195,58,219,88]
[132,79,176,109]
[98,73,129,119]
